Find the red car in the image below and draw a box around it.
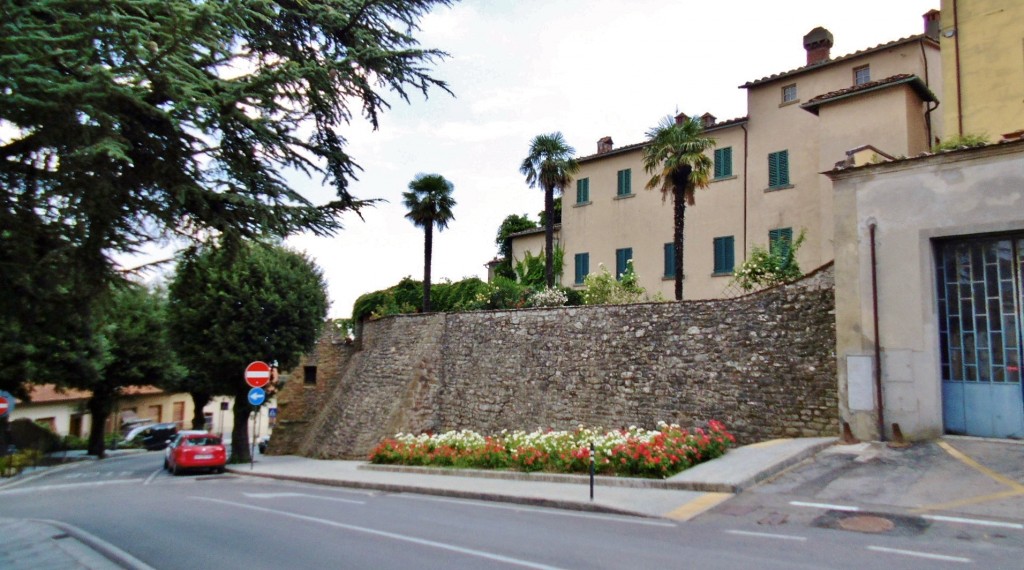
[164,432,227,475]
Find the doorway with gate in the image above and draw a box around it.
[936,235,1024,438]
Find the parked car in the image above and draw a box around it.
[257,435,270,454]
[120,422,155,446]
[164,432,226,475]
[126,423,178,451]
[163,430,208,465]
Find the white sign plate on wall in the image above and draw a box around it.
[847,355,876,411]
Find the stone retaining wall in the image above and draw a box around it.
[274,264,837,459]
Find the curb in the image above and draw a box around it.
[38,519,157,570]
[227,468,651,519]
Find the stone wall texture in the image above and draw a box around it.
[273,264,838,459]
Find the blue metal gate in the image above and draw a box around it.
[936,237,1024,438]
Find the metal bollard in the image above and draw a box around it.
[589,442,595,501]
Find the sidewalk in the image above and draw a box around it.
[229,437,836,520]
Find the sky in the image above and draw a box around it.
[147,0,942,318]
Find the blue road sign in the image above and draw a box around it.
[268,407,278,418]
[247,387,266,407]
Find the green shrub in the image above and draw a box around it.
[731,229,806,291]
[932,133,989,152]
[582,261,647,305]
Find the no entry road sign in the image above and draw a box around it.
[244,361,271,388]
[0,390,13,417]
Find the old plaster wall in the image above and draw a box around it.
[275,265,838,459]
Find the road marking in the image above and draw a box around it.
[665,492,733,521]
[937,441,1024,491]
[789,501,860,511]
[914,488,1024,513]
[144,469,163,485]
[397,495,676,527]
[243,492,366,505]
[0,479,139,495]
[194,497,570,570]
[724,530,807,541]
[923,514,1024,530]
[867,546,971,563]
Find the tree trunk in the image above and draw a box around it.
[671,185,688,302]
[544,184,555,289]
[230,382,252,464]
[85,387,114,458]
[190,391,211,430]
[423,224,433,313]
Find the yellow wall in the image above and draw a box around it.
[941,0,1024,139]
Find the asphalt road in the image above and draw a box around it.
[0,452,1019,569]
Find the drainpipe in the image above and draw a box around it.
[952,0,963,136]
[919,39,940,146]
[740,123,749,259]
[869,223,885,441]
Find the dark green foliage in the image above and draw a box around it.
[537,197,562,227]
[493,214,538,280]
[431,278,490,312]
[167,240,329,463]
[0,0,452,399]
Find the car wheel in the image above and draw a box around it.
[171,463,180,476]
[216,466,225,474]
[163,459,169,471]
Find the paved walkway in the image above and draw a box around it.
[230,437,835,520]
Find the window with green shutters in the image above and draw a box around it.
[768,150,790,188]
[769,227,793,258]
[574,252,589,285]
[616,169,632,196]
[663,243,675,277]
[576,178,590,204]
[615,247,633,279]
[714,147,733,179]
[713,236,735,274]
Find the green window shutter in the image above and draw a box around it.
[664,243,675,277]
[617,169,632,196]
[574,253,589,284]
[769,150,790,188]
[769,228,793,258]
[615,247,633,279]
[714,236,735,274]
[714,147,733,178]
[576,178,589,204]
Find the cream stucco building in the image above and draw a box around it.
[511,14,943,300]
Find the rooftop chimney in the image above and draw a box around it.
[597,136,614,154]
[701,113,716,128]
[674,113,688,125]
[923,9,940,40]
[803,27,834,66]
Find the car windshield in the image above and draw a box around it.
[184,437,220,446]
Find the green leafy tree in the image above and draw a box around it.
[582,261,648,305]
[493,214,538,280]
[403,174,456,313]
[642,115,715,300]
[520,133,579,288]
[513,246,564,289]
[0,0,452,403]
[83,284,186,457]
[167,241,329,463]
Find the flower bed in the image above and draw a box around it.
[369,421,735,479]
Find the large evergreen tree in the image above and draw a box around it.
[0,0,452,402]
[520,133,579,288]
[402,174,456,313]
[493,214,538,280]
[167,240,329,464]
[642,115,715,301]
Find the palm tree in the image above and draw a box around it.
[642,114,715,301]
[520,132,579,289]
[403,173,456,313]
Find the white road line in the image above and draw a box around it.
[144,468,163,486]
[193,497,569,570]
[724,529,808,541]
[789,501,860,512]
[242,492,366,505]
[923,514,1024,530]
[867,546,972,563]
[0,479,139,495]
[396,494,677,527]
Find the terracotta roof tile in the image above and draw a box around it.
[577,116,748,163]
[801,74,937,115]
[19,384,166,404]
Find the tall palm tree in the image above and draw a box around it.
[642,114,715,301]
[520,132,579,288]
[403,173,456,313]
